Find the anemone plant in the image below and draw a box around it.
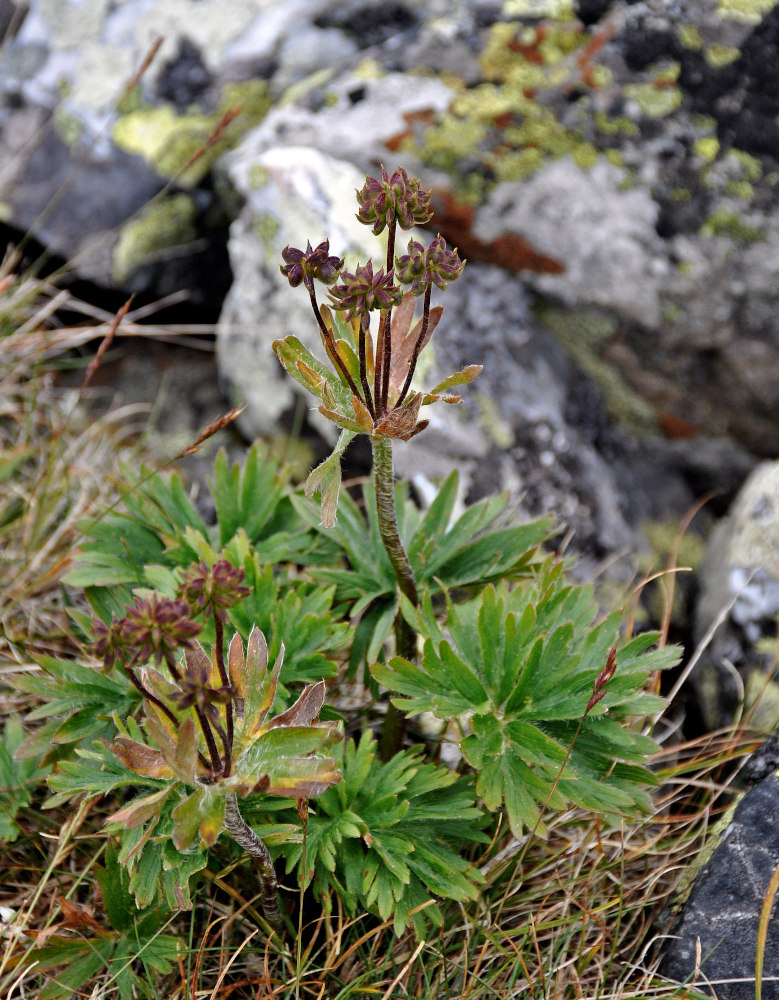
[273,165,480,755]
[49,561,342,930]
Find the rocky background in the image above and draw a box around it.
[2,1,779,988]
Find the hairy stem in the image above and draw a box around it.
[224,793,283,930]
[371,436,418,607]
[371,436,418,760]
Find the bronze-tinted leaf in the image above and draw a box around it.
[109,737,174,779]
[246,625,269,681]
[263,756,341,798]
[106,786,171,830]
[184,641,211,684]
[173,717,198,785]
[374,393,424,441]
[171,789,202,852]
[198,792,225,847]
[265,680,326,731]
[389,301,443,390]
[317,405,365,434]
[242,643,285,746]
[350,395,375,432]
[295,359,326,396]
[228,631,245,704]
[143,707,178,768]
[426,364,482,396]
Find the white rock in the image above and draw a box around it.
[473,158,668,329]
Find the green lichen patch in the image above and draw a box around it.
[112,193,197,284]
[701,209,764,242]
[112,80,271,186]
[676,24,703,50]
[693,136,720,163]
[406,17,620,198]
[624,79,682,119]
[253,213,280,253]
[594,111,640,138]
[704,43,742,67]
[717,0,779,24]
[502,0,576,19]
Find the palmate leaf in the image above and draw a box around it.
[374,568,680,837]
[272,730,487,936]
[64,443,326,606]
[11,657,137,768]
[293,470,550,673]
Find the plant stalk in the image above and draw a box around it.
[371,436,418,610]
[213,611,233,776]
[371,435,418,760]
[224,793,283,930]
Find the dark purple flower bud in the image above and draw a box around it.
[328,260,403,320]
[177,559,250,618]
[280,239,344,288]
[118,595,201,669]
[395,235,465,295]
[356,165,433,234]
[90,617,127,671]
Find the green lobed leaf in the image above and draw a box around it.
[376,574,679,834]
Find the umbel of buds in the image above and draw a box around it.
[395,236,465,297]
[328,260,403,321]
[280,239,344,289]
[356,165,432,234]
[273,165,480,467]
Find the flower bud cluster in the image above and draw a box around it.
[177,559,250,618]
[92,596,201,671]
[328,260,403,321]
[395,235,465,296]
[356,165,433,234]
[280,239,344,289]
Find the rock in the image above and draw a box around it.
[473,159,668,328]
[236,68,455,172]
[693,461,779,730]
[659,772,779,998]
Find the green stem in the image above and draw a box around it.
[224,793,283,931]
[371,435,418,760]
[371,436,418,608]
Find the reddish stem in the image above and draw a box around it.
[395,284,432,408]
[306,280,365,405]
[213,611,233,775]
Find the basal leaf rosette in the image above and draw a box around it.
[105,626,341,854]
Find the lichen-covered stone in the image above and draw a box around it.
[660,773,779,998]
